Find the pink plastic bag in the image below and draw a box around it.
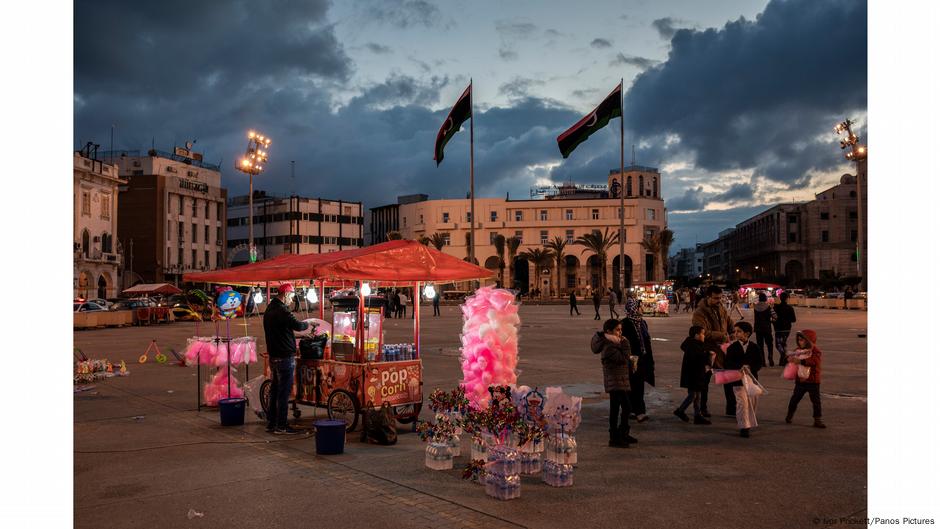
[782,363,798,380]
[714,369,742,384]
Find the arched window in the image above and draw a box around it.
[626,176,633,196]
[652,176,658,198]
[101,232,111,253]
[639,176,644,196]
[81,229,90,257]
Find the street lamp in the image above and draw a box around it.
[236,130,272,263]
[834,118,866,291]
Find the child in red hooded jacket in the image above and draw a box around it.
[785,329,826,428]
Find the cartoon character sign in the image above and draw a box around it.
[216,291,242,319]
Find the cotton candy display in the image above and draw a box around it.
[203,368,244,406]
[184,336,257,366]
[459,287,520,409]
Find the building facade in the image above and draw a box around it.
[227,191,364,265]
[112,148,228,285]
[668,245,705,280]
[74,151,125,299]
[369,194,427,245]
[700,163,867,285]
[397,166,668,296]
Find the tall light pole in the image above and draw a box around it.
[834,118,866,292]
[237,131,271,263]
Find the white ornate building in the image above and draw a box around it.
[74,151,125,299]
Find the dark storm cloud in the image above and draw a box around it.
[364,43,393,55]
[610,53,657,69]
[624,0,867,189]
[591,38,613,49]
[499,78,546,99]
[666,186,706,212]
[360,0,447,28]
[651,17,684,40]
[713,182,754,202]
[74,0,351,99]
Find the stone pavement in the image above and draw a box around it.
[74,303,867,528]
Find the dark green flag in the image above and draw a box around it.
[434,84,472,165]
[557,83,622,158]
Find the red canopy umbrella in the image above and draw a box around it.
[183,240,494,286]
[740,282,781,290]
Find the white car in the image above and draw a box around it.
[74,301,107,312]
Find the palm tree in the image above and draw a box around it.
[658,229,675,280]
[507,236,521,289]
[546,236,568,298]
[429,232,448,251]
[521,248,553,298]
[417,235,431,246]
[386,230,403,241]
[492,234,506,287]
[641,234,662,281]
[574,228,619,292]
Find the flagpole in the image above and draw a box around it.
[469,78,476,275]
[618,79,625,294]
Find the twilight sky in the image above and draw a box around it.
[73,0,867,250]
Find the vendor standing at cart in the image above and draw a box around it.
[263,283,309,435]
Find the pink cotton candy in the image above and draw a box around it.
[459,287,521,409]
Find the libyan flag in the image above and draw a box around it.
[556,82,622,158]
[434,83,472,165]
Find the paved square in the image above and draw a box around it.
[74,303,866,528]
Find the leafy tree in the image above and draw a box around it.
[574,228,618,292]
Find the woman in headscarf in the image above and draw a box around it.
[621,296,656,422]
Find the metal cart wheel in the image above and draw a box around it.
[327,389,360,432]
[259,379,272,414]
[393,403,422,424]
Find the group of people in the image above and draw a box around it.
[595,284,824,448]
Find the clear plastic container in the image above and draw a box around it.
[424,442,453,470]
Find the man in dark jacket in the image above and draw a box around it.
[592,289,602,320]
[691,285,733,416]
[591,319,637,448]
[263,283,309,435]
[752,292,776,367]
[569,291,581,316]
[773,292,797,365]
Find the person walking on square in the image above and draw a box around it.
[263,283,309,435]
[692,285,734,417]
[608,288,619,319]
[569,291,581,316]
[753,292,776,367]
[592,289,602,320]
[674,325,713,425]
[591,318,637,448]
[432,289,441,317]
[773,292,797,366]
[724,321,763,438]
[397,291,407,319]
[622,297,655,422]
[785,329,826,428]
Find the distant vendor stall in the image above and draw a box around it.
[184,240,494,432]
[631,281,672,317]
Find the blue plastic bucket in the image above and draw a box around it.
[314,419,346,455]
[218,397,246,426]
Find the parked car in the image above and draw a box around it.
[89,298,113,309]
[74,302,107,312]
[110,299,155,311]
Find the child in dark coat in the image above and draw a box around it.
[674,325,713,425]
[724,321,763,438]
[785,329,826,428]
[591,318,637,448]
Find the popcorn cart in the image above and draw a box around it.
[184,240,494,433]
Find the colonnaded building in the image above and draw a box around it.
[73,148,125,299]
[373,166,668,297]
